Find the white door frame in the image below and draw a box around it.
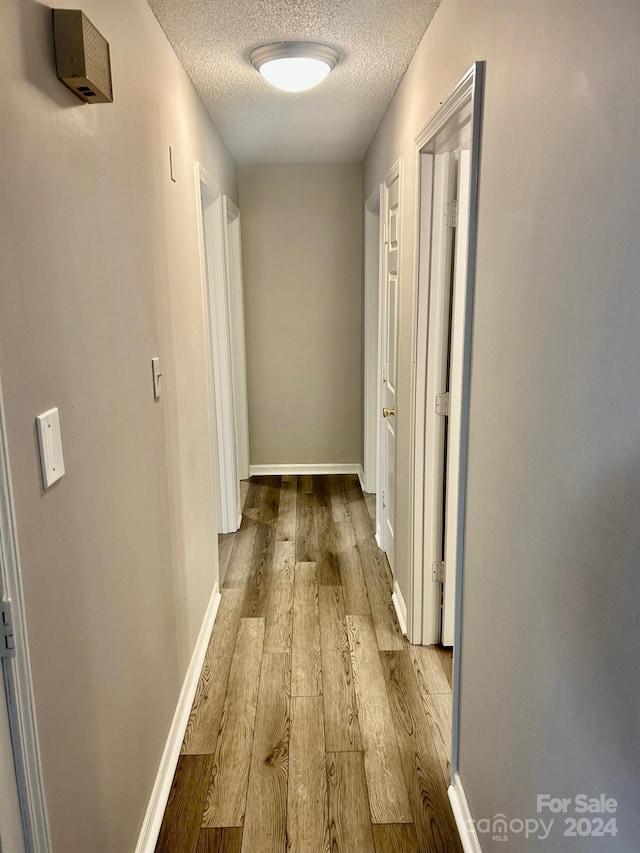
[376,159,402,556]
[0,376,52,852]
[222,197,250,483]
[363,187,382,496]
[409,60,484,771]
[0,668,25,853]
[195,165,241,533]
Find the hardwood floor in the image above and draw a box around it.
[156,475,460,853]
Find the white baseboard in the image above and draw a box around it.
[375,529,383,550]
[135,584,222,853]
[249,463,361,476]
[360,464,376,495]
[392,580,408,636]
[448,772,482,853]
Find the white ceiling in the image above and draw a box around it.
[147,0,441,163]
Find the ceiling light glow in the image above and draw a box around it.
[250,42,340,93]
[259,57,330,92]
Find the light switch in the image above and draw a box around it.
[36,407,65,489]
[151,357,163,400]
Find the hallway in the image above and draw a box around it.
[156,474,460,852]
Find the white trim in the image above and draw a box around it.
[375,179,385,554]
[363,187,381,495]
[357,465,367,494]
[0,376,52,852]
[249,464,361,477]
[448,773,482,853]
[451,62,484,776]
[391,580,408,637]
[135,584,222,853]
[195,164,240,534]
[415,63,478,152]
[222,197,251,482]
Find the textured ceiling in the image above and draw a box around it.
[147,0,441,163]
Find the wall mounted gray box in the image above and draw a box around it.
[53,9,113,103]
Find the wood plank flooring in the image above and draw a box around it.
[157,475,460,853]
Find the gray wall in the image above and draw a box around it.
[240,164,363,467]
[0,0,237,849]
[364,0,640,848]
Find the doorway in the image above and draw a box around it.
[196,166,241,535]
[363,188,381,497]
[410,62,483,782]
[376,161,402,574]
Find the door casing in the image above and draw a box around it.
[195,165,241,534]
[222,197,250,483]
[408,60,484,773]
[363,188,382,496]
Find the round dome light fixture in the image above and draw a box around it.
[250,42,340,93]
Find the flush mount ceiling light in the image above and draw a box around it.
[249,42,340,92]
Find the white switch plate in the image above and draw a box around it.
[36,407,65,489]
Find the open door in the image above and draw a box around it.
[421,152,456,644]
[420,148,472,647]
[441,150,471,646]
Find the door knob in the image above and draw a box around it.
[383,407,395,418]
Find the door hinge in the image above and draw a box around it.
[432,561,446,583]
[445,200,458,228]
[435,392,450,416]
[383,222,389,244]
[1,600,15,659]
[381,488,386,509]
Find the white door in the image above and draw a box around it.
[441,149,471,646]
[379,171,400,569]
[0,662,26,853]
[419,149,471,647]
[422,152,457,644]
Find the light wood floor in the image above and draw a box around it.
[155,474,460,853]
